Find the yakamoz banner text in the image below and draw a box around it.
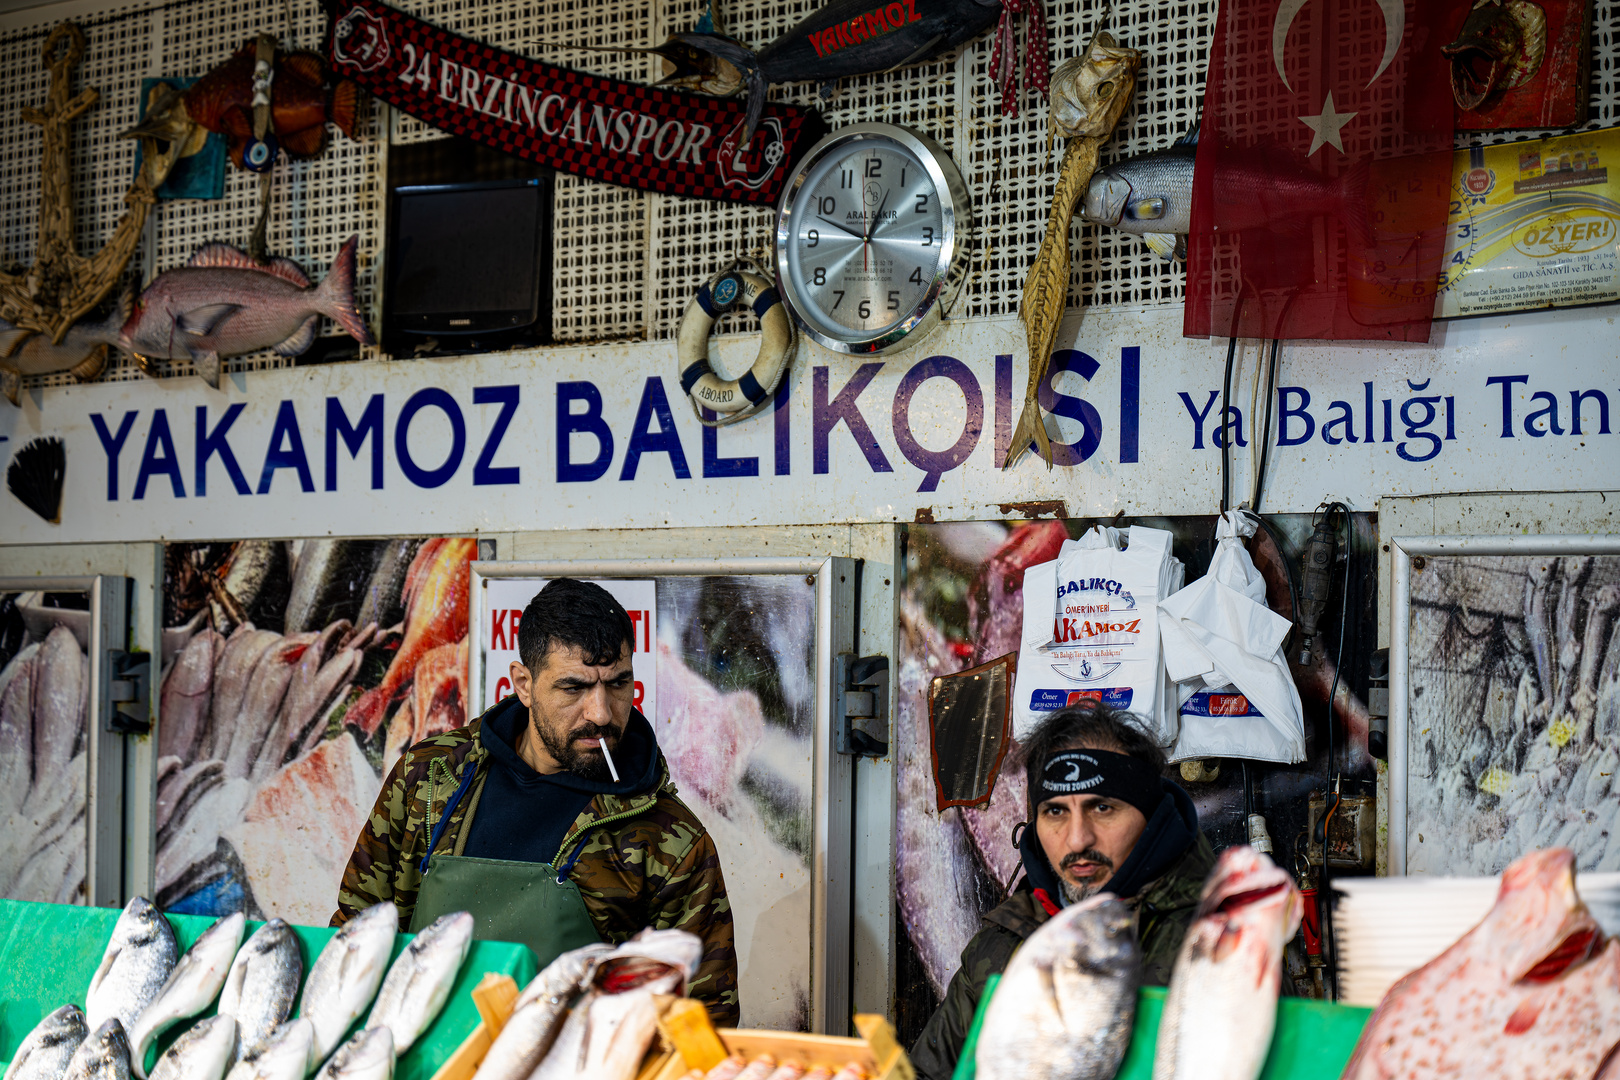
[324,0,824,204]
[2,308,1616,543]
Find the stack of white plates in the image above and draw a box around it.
[1333,871,1620,1007]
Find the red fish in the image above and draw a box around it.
[1342,847,1620,1080]
[126,44,359,168]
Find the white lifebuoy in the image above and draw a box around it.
[677,265,795,426]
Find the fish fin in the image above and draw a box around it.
[266,258,311,289]
[1337,161,1374,247]
[88,945,121,995]
[1003,398,1052,470]
[329,80,361,139]
[275,316,320,357]
[70,344,109,382]
[1142,232,1182,260]
[190,348,223,389]
[189,242,255,269]
[280,52,325,86]
[279,124,327,159]
[177,304,241,337]
[884,33,945,72]
[1,365,19,407]
[1174,123,1200,148]
[818,81,837,103]
[104,286,134,334]
[314,236,373,345]
[0,328,29,358]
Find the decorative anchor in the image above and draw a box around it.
[0,22,190,346]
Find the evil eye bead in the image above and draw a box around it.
[241,133,278,172]
[711,275,740,308]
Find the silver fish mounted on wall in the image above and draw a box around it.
[1079,135,1197,261]
[0,289,129,407]
[120,236,373,389]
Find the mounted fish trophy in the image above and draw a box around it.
[1005,31,1142,468]
[0,23,191,407]
[1441,0,1590,130]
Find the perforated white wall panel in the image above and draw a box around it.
[1,0,1616,392]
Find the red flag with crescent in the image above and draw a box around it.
[1185,0,1457,341]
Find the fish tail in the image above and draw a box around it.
[1337,161,1373,248]
[317,235,375,346]
[330,80,361,139]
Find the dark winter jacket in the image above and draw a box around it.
[908,829,1217,1080]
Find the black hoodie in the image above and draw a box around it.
[1019,777,1201,904]
[462,697,662,867]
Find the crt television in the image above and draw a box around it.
[384,177,552,347]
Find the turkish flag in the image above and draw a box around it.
[1185,0,1457,341]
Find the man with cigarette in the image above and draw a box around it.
[332,578,740,1024]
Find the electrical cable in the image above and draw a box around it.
[1314,500,1353,1001]
[1221,333,1238,514]
[1253,337,1282,512]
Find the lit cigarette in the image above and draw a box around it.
[599,738,620,783]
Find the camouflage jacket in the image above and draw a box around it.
[908,832,1217,1080]
[331,709,740,1025]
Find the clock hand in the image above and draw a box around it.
[864,189,891,243]
[817,216,864,239]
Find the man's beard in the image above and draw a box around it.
[1056,848,1116,904]
[534,716,619,781]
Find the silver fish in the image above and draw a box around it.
[1079,142,1196,261]
[533,930,703,1080]
[975,894,1140,1080]
[471,943,614,1080]
[217,919,303,1062]
[221,1020,312,1080]
[313,1028,393,1080]
[62,1020,132,1080]
[149,1016,237,1080]
[1153,846,1301,1080]
[120,236,371,389]
[3,1004,89,1080]
[299,902,400,1064]
[211,542,281,635]
[129,913,247,1078]
[86,897,180,1036]
[364,912,473,1054]
[354,540,419,633]
[0,292,127,407]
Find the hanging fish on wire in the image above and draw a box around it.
[541,0,1049,144]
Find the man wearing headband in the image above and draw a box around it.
[333,578,739,1024]
[910,702,1214,1080]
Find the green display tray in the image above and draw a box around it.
[0,898,538,1080]
[952,977,1373,1080]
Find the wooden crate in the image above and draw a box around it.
[640,1013,913,1080]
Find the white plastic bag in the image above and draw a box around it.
[1012,525,1183,745]
[1158,512,1306,763]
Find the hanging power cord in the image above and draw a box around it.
[1252,336,1282,511]
[1308,500,1354,1001]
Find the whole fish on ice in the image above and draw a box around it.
[365,911,473,1054]
[472,943,613,1080]
[0,292,127,406]
[1154,846,1301,1080]
[217,919,302,1062]
[533,930,703,1080]
[300,901,400,1063]
[86,897,179,1036]
[1342,847,1620,1080]
[314,1027,394,1080]
[128,912,246,1077]
[974,894,1140,1080]
[62,1020,133,1080]
[149,1016,237,1080]
[3,1005,89,1080]
[120,236,371,389]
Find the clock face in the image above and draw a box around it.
[775,125,969,355]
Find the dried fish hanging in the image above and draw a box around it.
[0,24,187,350]
[1004,32,1141,468]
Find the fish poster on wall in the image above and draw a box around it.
[895,516,1377,1038]
[0,591,92,904]
[157,537,475,924]
[1403,553,1620,875]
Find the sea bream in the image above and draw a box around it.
[3,1004,90,1080]
[472,943,613,1080]
[1154,846,1300,1080]
[222,1020,313,1080]
[974,895,1140,1080]
[148,1016,237,1080]
[128,912,246,1078]
[120,236,371,390]
[299,901,400,1064]
[217,919,303,1062]
[0,291,127,407]
[314,1027,394,1080]
[1342,847,1620,1080]
[365,911,473,1054]
[62,1020,133,1080]
[86,897,180,1036]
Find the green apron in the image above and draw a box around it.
[407,774,602,969]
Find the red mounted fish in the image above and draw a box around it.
[124,42,360,170]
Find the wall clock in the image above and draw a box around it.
[773,123,972,355]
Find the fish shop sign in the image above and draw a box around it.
[325,0,825,204]
[2,307,1618,543]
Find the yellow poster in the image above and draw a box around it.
[1438,128,1620,318]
